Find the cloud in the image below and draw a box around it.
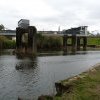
[0,0,59,29]
[0,0,100,31]
[44,0,100,31]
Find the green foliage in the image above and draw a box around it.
[37,34,100,50]
[3,40,16,49]
[37,33,63,50]
[0,36,16,49]
[87,37,100,45]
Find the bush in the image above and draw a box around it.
[37,33,63,50]
[3,40,16,49]
[0,36,16,49]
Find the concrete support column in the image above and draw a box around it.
[16,27,22,49]
[72,35,77,52]
[28,26,37,53]
[63,35,68,51]
[16,26,37,55]
[77,37,80,50]
[83,37,87,50]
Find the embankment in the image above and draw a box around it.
[38,63,100,100]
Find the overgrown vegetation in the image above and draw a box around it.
[1,33,100,50]
[0,36,16,49]
[0,24,16,49]
[37,33,100,51]
[37,33,63,50]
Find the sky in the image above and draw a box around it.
[0,0,100,32]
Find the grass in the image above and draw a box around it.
[87,37,100,46]
[38,64,100,100]
[63,37,100,46]
[53,64,100,100]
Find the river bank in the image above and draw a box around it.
[39,63,100,100]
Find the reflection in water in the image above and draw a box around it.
[0,54,40,100]
[15,55,37,70]
[63,50,87,55]
[1,51,100,100]
[14,56,40,99]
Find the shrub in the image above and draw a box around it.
[37,33,63,50]
[0,36,16,49]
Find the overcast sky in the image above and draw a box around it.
[0,0,100,32]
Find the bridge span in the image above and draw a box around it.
[0,30,99,38]
[0,30,100,37]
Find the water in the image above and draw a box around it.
[0,50,100,100]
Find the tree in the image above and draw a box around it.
[0,24,5,31]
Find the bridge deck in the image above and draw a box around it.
[0,32,100,38]
[0,32,16,36]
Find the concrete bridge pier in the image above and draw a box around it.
[63,35,87,52]
[83,37,87,50]
[16,26,37,55]
[16,27,23,51]
[72,35,77,52]
[63,35,68,51]
[77,37,81,50]
[28,26,37,54]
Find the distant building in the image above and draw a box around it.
[62,26,88,35]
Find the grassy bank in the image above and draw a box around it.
[39,64,100,100]
[54,63,100,100]
[87,37,100,46]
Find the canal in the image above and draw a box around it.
[0,50,100,100]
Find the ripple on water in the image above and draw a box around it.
[0,51,100,99]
